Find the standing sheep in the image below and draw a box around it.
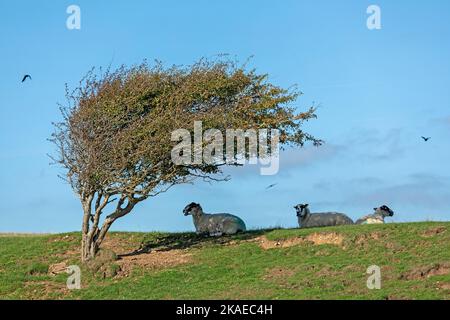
[355,205,394,224]
[183,202,247,236]
[294,203,354,228]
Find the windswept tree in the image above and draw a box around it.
[51,58,320,262]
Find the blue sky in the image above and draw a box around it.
[1,0,450,233]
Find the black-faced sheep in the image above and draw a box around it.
[183,202,246,236]
[294,203,354,228]
[355,205,394,224]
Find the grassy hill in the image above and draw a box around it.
[0,222,449,300]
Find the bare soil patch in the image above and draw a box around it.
[256,236,306,250]
[255,232,344,250]
[102,236,137,255]
[306,232,344,246]
[48,262,68,275]
[421,226,447,238]
[49,234,194,278]
[116,249,193,277]
[355,232,382,244]
[438,282,450,290]
[400,263,450,280]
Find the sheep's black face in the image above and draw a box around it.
[375,205,394,217]
[294,204,309,217]
[183,202,200,216]
[381,205,394,216]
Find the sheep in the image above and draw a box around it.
[355,205,394,224]
[294,203,354,228]
[183,202,247,236]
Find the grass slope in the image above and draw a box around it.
[0,222,449,300]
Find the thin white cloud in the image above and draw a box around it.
[343,173,450,210]
[221,143,344,178]
[345,127,408,162]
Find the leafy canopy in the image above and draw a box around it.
[51,58,319,200]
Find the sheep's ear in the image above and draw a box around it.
[373,207,378,211]
[305,204,309,207]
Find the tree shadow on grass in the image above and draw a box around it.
[119,229,274,258]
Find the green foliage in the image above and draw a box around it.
[51,58,319,198]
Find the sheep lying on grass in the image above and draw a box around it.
[294,203,354,229]
[183,202,247,236]
[355,205,394,224]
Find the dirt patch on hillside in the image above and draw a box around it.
[421,226,447,238]
[48,262,68,275]
[53,234,136,261]
[116,250,192,277]
[355,232,382,244]
[353,232,387,250]
[400,263,450,280]
[48,235,193,277]
[438,282,450,290]
[263,267,296,283]
[255,232,344,250]
[102,236,138,255]
[256,236,306,250]
[102,235,194,277]
[306,232,344,246]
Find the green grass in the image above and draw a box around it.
[0,222,449,300]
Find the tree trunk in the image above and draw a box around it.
[81,195,94,262]
[81,234,97,262]
[80,194,137,262]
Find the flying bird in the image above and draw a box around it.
[421,136,431,142]
[266,183,277,190]
[21,74,32,83]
